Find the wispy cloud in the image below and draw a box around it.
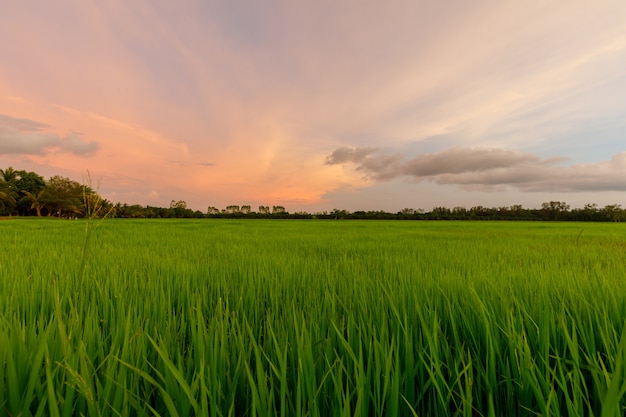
[166,160,215,167]
[0,114,99,156]
[327,147,626,192]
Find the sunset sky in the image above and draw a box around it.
[2,1,626,212]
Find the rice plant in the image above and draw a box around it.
[1,219,626,416]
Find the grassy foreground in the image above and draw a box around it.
[2,219,626,416]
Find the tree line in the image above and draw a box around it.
[0,167,107,218]
[1,166,625,221]
[81,201,626,222]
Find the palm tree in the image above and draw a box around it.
[21,190,44,217]
[0,166,18,182]
[0,180,16,215]
[0,167,19,215]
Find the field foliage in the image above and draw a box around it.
[1,219,626,416]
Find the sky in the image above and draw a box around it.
[1,0,626,213]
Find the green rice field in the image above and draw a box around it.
[2,218,626,416]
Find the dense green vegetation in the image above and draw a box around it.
[0,167,106,218]
[2,219,626,416]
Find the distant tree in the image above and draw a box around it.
[272,206,286,214]
[225,205,241,214]
[143,206,159,218]
[125,204,147,218]
[0,167,19,215]
[170,200,190,218]
[15,170,46,215]
[575,203,600,221]
[0,183,8,202]
[601,204,625,222]
[293,211,310,218]
[0,180,16,215]
[0,167,18,183]
[241,205,251,214]
[430,206,451,220]
[469,206,486,218]
[258,205,270,215]
[331,208,349,219]
[207,206,220,215]
[541,201,570,220]
[14,170,45,193]
[541,201,569,212]
[452,207,467,218]
[508,205,524,217]
[170,200,187,210]
[40,176,85,218]
[22,190,45,217]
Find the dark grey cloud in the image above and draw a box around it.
[327,146,626,192]
[0,114,99,156]
[326,146,404,180]
[326,147,378,164]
